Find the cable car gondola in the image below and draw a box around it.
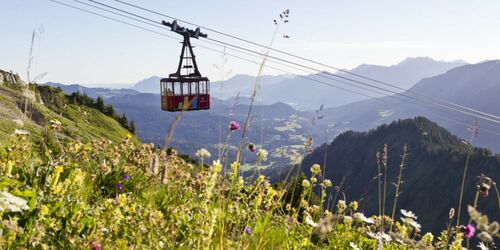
[160,20,210,112]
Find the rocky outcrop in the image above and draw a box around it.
[0,69,25,86]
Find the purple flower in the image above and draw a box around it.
[244,226,251,234]
[230,121,240,131]
[123,175,130,181]
[248,143,256,153]
[117,183,124,190]
[462,224,476,239]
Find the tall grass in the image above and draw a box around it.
[389,144,408,232]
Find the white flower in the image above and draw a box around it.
[354,212,374,224]
[367,231,392,243]
[305,215,317,227]
[349,242,360,250]
[14,129,30,136]
[49,119,62,126]
[402,217,421,232]
[257,149,268,162]
[0,191,29,213]
[400,209,417,219]
[195,148,211,158]
[478,242,489,250]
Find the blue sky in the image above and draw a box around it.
[2,0,500,86]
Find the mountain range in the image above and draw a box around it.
[44,58,500,164]
[319,60,500,152]
[130,57,466,110]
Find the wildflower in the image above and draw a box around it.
[230,162,239,173]
[14,129,30,136]
[354,212,374,224]
[248,143,256,152]
[449,208,455,219]
[476,174,493,197]
[489,222,499,234]
[402,217,421,232]
[349,242,360,250]
[343,215,353,225]
[305,215,318,227]
[477,242,489,250]
[461,224,475,239]
[477,232,493,242]
[0,191,29,213]
[422,232,434,244]
[117,183,124,190]
[310,164,321,176]
[367,231,392,242]
[310,177,318,183]
[337,200,347,214]
[400,209,418,220]
[123,175,130,181]
[92,242,102,250]
[302,179,311,188]
[195,148,211,159]
[257,149,268,162]
[244,226,251,234]
[49,119,62,126]
[229,121,240,131]
[349,201,359,211]
[40,205,49,216]
[322,179,332,188]
[212,160,222,173]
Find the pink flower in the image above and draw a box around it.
[462,224,476,239]
[230,121,240,131]
[92,242,102,250]
[248,143,256,152]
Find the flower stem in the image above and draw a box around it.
[390,144,407,232]
[456,146,472,227]
[376,151,382,232]
[493,182,500,212]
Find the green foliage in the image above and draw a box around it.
[302,117,500,233]
[40,86,135,134]
[0,132,497,248]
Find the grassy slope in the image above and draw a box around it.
[0,84,138,144]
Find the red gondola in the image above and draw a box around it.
[160,20,210,111]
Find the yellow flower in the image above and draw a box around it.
[422,232,434,244]
[322,179,332,188]
[116,194,127,206]
[349,201,359,211]
[54,165,64,174]
[40,205,49,216]
[302,180,311,188]
[212,160,222,173]
[337,200,347,214]
[230,162,239,173]
[310,164,321,176]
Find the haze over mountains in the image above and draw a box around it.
[46,57,500,160]
[319,60,500,152]
[130,57,466,110]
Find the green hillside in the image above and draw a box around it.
[0,71,137,145]
[302,117,500,233]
